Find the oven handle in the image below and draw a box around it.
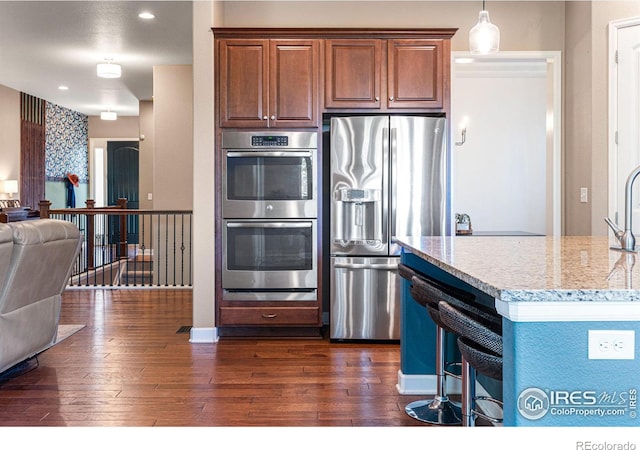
[226,222,313,229]
[333,262,398,271]
[226,151,313,158]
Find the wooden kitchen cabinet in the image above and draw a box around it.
[218,38,319,128]
[325,39,382,109]
[325,38,447,111]
[213,28,455,338]
[218,306,320,326]
[387,39,445,109]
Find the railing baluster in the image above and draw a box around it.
[164,213,169,287]
[44,200,191,289]
[180,213,185,287]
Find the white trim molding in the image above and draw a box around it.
[189,327,218,343]
[396,370,461,395]
[608,16,640,228]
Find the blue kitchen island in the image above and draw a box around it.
[394,235,640,426]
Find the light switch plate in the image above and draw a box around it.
[588,330,635,360]
[580,187,588,203]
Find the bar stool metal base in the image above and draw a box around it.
[405,397,462,425]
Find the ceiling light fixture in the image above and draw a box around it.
[58,85,69,91]
[96,59,122,78]
[138,12,155,19]
[469,0,500,55]
[100,110,117,121]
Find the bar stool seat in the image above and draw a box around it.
[399,264,489,425]
[438,300,503,426]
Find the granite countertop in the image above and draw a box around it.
[394,235,640,303]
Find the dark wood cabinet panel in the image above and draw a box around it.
[387,39,445,109]
[270,40,319,127]
[219,306,321,326]
[325,39,382,109]
[218,39,269,128]
[217,38,319,128]
[325,38,448,111]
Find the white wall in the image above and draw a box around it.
[452,60,548,235]
[220,1,566,52]
[153,65,193,210]
[0,84,21,199]
[138,100,154,210]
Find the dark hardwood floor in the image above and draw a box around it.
[0,289,432,427]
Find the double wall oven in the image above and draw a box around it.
[221,131,318,302]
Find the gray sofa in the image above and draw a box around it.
[0,219,82,374]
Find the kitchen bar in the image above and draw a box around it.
[394,234,640,426]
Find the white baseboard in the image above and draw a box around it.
[396,370,462,395]
[189,327,218,343]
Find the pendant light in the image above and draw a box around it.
[469,0,500,55]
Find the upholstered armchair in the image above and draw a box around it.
[0,219,81,373]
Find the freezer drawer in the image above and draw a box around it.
[330,256,400,340]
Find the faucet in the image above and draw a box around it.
[605,164,640,252]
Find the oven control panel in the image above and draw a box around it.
[252,135,288,147]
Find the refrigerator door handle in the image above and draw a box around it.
[389,126,397,240]
[333,262,398,271]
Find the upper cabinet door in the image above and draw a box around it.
[270,40,319,128]
[325,39,382,109]
[387,39,445,109]
[218,39,269,128]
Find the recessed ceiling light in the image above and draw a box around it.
[58,85,69,91]
[138,12,155,19]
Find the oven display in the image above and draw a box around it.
[252,135,288,147]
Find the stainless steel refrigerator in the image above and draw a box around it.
[329,115,447,340]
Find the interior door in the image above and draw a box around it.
[615,24,640,234]
[107,141,139,248]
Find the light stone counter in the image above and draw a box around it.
[394,235,640,321]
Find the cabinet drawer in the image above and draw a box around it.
[219,307,320,326]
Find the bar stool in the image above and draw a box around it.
[438,300,503,426]
[398,263,479,425]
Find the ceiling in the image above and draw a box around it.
[0,1,193,117]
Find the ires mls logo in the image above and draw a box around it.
[517,387,638,421]
[518,387,550,420]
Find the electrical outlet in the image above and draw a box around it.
[588,330,635,360]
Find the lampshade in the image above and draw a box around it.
[469,6,500,54]
[96,61,122,78]
[3,179,18,198]
[100,110,117,121]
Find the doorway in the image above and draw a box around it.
[608,18,640,234]
[107,141,139,247]
[451,51,562,236]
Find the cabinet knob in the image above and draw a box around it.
[270,115,276,120]
[262,313,277,319]
[262,116,268,120]
[375,97,380,102]
[389,96,394,101]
